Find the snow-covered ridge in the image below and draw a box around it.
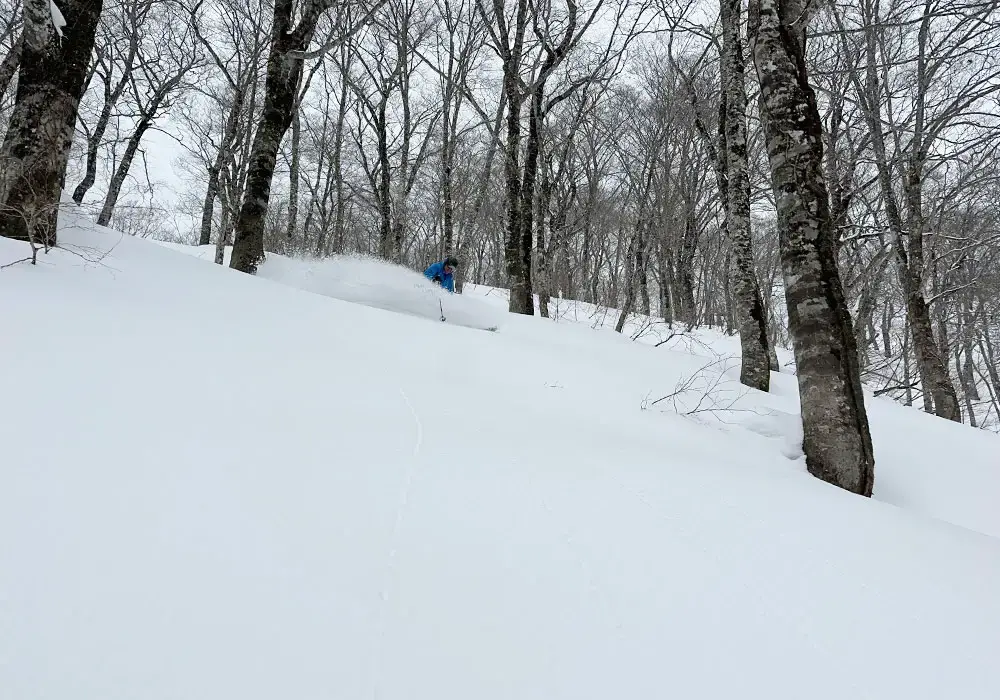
[2,221,1000,699]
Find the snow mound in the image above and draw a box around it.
[157,242,503,332]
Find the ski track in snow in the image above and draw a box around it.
[371,388,424,700]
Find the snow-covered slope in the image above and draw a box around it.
[155,241,503,331]
[2,217,999,700]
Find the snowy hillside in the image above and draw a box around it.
[2,216,1000,699]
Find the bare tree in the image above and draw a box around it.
[748,0,875,495]
[0,1,22,109]
[97,11,202,226]
[0,0,104,246]
[719,0,770,391]
[230,0,386,273]
[71,0,151,205]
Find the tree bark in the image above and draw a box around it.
[230,0,327,274]
[285,109,301,241]
[749,0,875,496]
[0,0,104,246]
[96,118,151,227]
[0,31,23,107]
[720,0,771,392]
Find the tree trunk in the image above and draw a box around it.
[199,91,244,247]
[200,164,222,246]
[96,73,181,227]
[658,246,673,323]
[721,0,771,392]
[230,0,325,274]
[0,0,104,246]
[537,156,553,318]
[0,31,22,100]
[849,4,961,423]
[675,213,698,323]
[636,229,651,316]
[215,170,231,265]
[615,233,639,333]
[285,109,301,242]
[503,85,531,313]
[72,44,139,205]
[328,54,351,255]
[749,0,875,496]
[97,117,152,226]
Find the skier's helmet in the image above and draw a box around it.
[444,256,459,270]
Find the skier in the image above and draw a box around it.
[423,256,458,293]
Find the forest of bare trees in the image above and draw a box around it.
[2,0,1000,490]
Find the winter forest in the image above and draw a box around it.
[2,0,1000,491]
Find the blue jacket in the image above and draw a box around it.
[423,260,455,292]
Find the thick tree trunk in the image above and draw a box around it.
[721,0,770,392]
[230,0,324,274]
[0,0,104,246]
[749,0,875,496]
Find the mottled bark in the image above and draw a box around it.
[0,0,104,246]
[0,31,23,103]
[230,0,328,274]
[749,0,875,496]
[720,0,771,392]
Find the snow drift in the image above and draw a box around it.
[156,242,504,332]
[2,215,1000,700]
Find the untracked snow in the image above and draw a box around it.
[2,215,1000,700]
